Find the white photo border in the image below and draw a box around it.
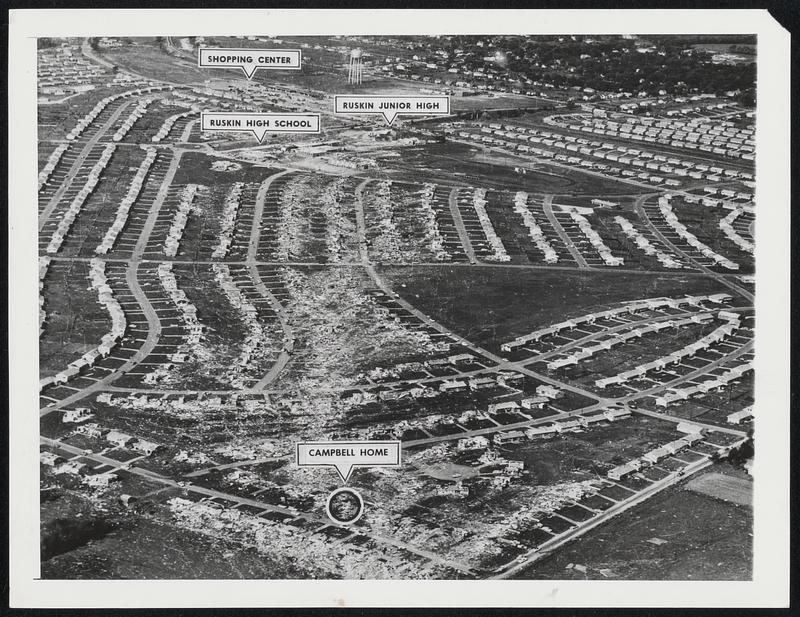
[8,8,790,608]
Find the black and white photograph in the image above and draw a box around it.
[7,7,791,609]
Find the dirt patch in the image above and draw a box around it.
[685,472,752,507]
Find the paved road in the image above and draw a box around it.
[247,169,293,263]
[448,187,477,264]
[519,309,720,365]
[250,263,293,389]
[634,194,754,303]
[41,434,476,575]
[244,171,297,389]
[40,261,164,417]
[40,149,185,415]
[83,38,186,88]
[39,99,135,232]
[542,194,589,268]
[41,254,713,278]
[404,338,751,448]
[184,455,289,478]
[133,150,184,260]
[364,263,610,404]
[354,178,372,264]
[491,453,720,579]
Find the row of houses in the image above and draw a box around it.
[112,98,154,142]
[596,310,742,389]
[41,452,120,487]
[38,44,107,97]
[164,184,200,257]
[438,370,524,394]
[492,407,633,447]
[551,112,754,161]
[212,263,274,375]
[691,185,753,211]
[683,190,753,213]
[46,143,116,254]
[65,86,167,141]
[547,313,712,371]
[418,183,449,261]
[458,125,680,188]
[96,392,273,417]
[375,384,560,438]
[152,109,196,142]
[38,143,69,190]
[472,188,510,262]
[457,120,751,187]
[39,259,127,391]
[612,94,735,115]
[211,183,245,259]
[654,361,752,407]
[96,146,158,254]
[501,293,731,352]
[39,256,51,336]
[566,209,623,266]
[143,262,205,385]
[614,215,683,268]
[719,208,754,255]
[658,194,739,270]
[512,192,558,263]
[73,423,163,456]
[607,432,704,480]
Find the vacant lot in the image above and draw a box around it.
[387,141,642,195]
[381,265,728,353]
[685,472,752,507]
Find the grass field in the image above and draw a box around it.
[42,493,303,579]
[39,262,110,378]
[685,472,752,507]
[386,141,645,195]
[380,265,729,353]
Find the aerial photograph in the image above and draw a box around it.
[37,33,756,581]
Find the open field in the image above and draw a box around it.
[685,471,752,506]
[387,142,644,194]
[381,265,729,352]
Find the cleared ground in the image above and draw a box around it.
[381,265,729,353]
[685,472,752,507]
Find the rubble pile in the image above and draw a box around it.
[211,183,245,259]
[164,184,200,257]
[419,183,449,260]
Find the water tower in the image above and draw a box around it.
[348,48,363,85]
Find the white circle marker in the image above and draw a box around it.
[325,487,364,525]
